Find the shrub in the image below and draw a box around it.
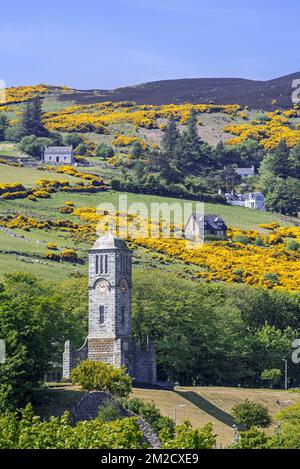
[263,273,280,286]
[45,251,60,261]
[254,237,264,246]
[231,427,272,449]
[1,191,28,200]
[120,397,175,435]
[70,360,132,398]
[60,249,78,262]
[286,240,300,252]
[0,404,143,449]
[32,190,51,199]
[0,182,26,196]
[98,399,123,422]
[232,235,250,245]
[46,243,58,251]
[232,400,272,430]
[59,206,73,214]
[161,421,216,449]
[261,369,282,388]
[95,143,115,159]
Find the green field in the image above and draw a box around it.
[0,163,80,186]
[0,160,293,283]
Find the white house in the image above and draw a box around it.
[244,192,265,210]
[43,146,74,165]
[225,192,265,211]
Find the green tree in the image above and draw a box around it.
[95,143,115,159]
[264,177,300,215]
[289,141,300,179]
[70,360,132,397]
[75,142,87,156]
[17,97,49,139]
[261,369,282,388]
[0,272,87,412]
[267,139,291,178]
[131,141,143,159]
[161,120,180,156]
[232,400,272,430]
[18,135,53,159]
[64,133,83,148]
[0,114,8,141]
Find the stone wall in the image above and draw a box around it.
[71,391,161,448]
[63,339,88,380]
[133,341,157,385]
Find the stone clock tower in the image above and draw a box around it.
[63,232,156,384]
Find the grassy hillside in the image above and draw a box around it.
[33,385,300,447]
[0,169,291,283]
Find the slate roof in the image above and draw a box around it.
[188,214,228,231]
[244,192,264,200]
[235,167,255,176]
[44,146,73,156]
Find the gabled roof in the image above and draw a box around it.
[187,213,228,231]
[44,146,73,155]
[244,192,264,200]
[235,167,255,176]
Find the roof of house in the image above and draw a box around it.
[44,146,73,155]
[187,214,228,231]
[244,192,264,200]
[235,167,255,176]
[225,192,264,201]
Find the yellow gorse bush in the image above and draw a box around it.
[43,101,241,133]
[224,110,300,149]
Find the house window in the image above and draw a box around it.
[99,306,105,324]
[121,306,125,325]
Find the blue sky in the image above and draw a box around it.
[1,0,300,88]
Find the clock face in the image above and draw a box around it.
[120,279,128,294]
[96,281,108,295]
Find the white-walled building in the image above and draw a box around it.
[225,192,266,211]
[43,146,74,165]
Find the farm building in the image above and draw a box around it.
[43,146,74,165]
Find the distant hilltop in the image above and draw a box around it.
[53,72,300,110]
